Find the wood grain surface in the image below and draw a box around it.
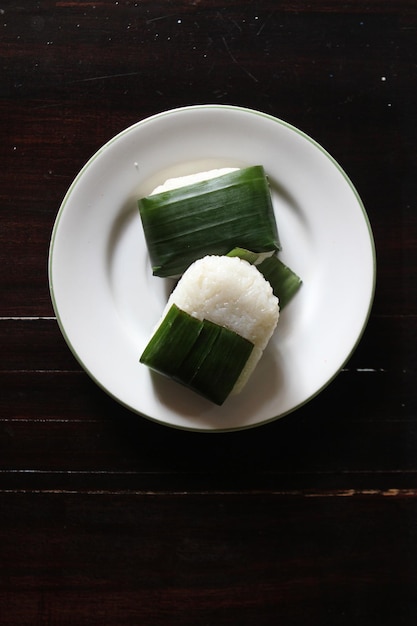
[1,1,416,624]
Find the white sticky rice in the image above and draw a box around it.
[161,254,280,394]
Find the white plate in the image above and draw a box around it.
[49,105,376,432]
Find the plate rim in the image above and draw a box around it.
[48,104,377,432]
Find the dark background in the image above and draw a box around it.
[1,2,416,624]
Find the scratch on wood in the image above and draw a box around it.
[256,11,275,36]
[341,367,387,373]
[0,317,56,320]
[222,37,258,83]
[71,72,141,83]
[146,15,173,24]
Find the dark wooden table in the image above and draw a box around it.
[1,1,417,624]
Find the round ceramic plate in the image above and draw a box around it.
[49,105,376,432]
